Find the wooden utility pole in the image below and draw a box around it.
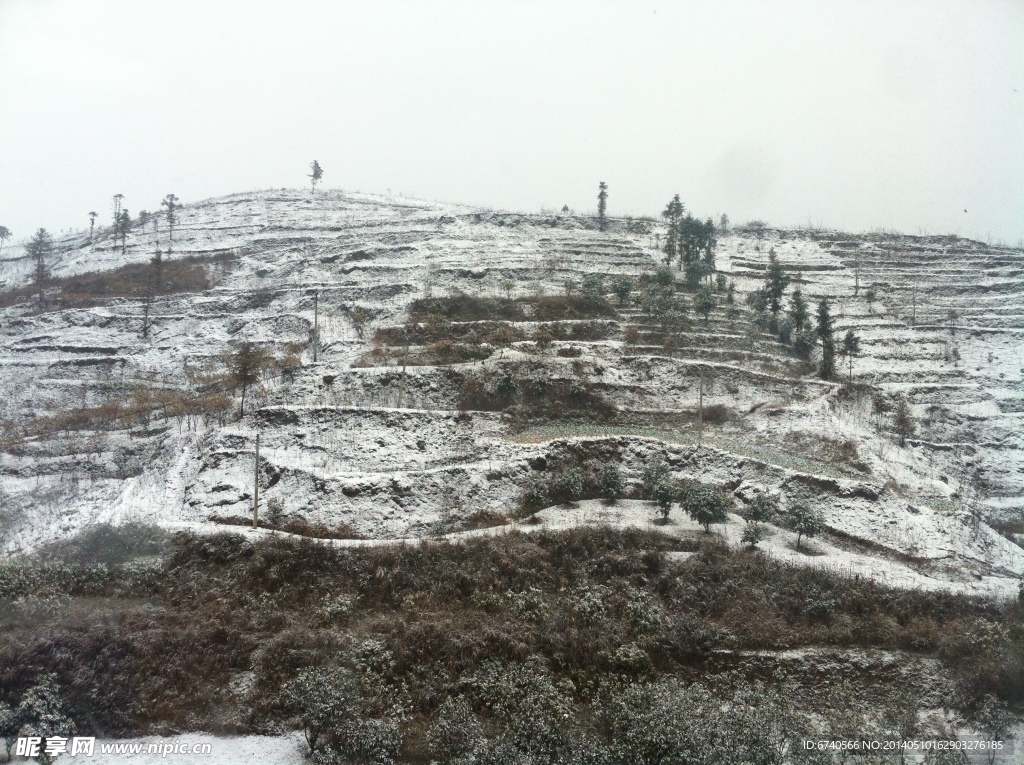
[312,291,319,363]
[252,433,260,529]
[397,328,409,409]
[697,372,704,448]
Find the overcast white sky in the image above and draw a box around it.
[1,0,1022,245]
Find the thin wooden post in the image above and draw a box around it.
[697,372,704,448]
[312,291,319,363]
[398,328,409,409]
[253,433,260,529]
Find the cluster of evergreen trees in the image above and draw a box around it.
[661,194,717,289]
[745,248,861,381]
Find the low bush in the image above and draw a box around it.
[518,458,624,515]
[459,368,616,422]
[36,522,168,566]
[700,403,731,424]
[209,515,363,540]
[408,294,617,323]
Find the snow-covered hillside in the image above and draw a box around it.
[1,188,1021,598]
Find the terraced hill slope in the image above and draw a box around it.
[1,189,1021,597]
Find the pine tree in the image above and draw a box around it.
[841,329,860,387]
[0,225,10,254]
[26,228,53,309]
[88,211,97,241]
[309,160,323,191]
[816,298,835,379]
[141,283,152,339]
[702,217,717,276]
[111,193,124,232]
[821,336,836,380]
[116,209,131,255]
[893,396,916,445]
[597,181,608,231]
[661,195,684,265]
[162,194,180,258]
[695,285,716,324]
[765,248,790,315]
[678,214,699,269]
[669,214,717,287]
[788,289,809,331]
[143,246,163,338]
[793,327,816,360]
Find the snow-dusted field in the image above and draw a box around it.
[1,188,1021,597]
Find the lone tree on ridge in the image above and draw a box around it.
[162,194,180,258]
[309,160,323,192]
[27,228,53,309]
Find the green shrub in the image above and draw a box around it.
[581,274,603,302]
[741,522,765,549]
[784,502,824,549]
[281,666,361,755]
[672,614,725,657]
[653,483,675,521]
[467,661,574,763]
[641,458,670,499]
[745,492,779,523]
[793,328,816,360]
[429,696,482,763]
[12,674,77,765]
[549,469,584,505]
[598,462,623,501]
[679,483,732,532]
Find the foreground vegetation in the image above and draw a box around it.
[0,524,1020,763]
